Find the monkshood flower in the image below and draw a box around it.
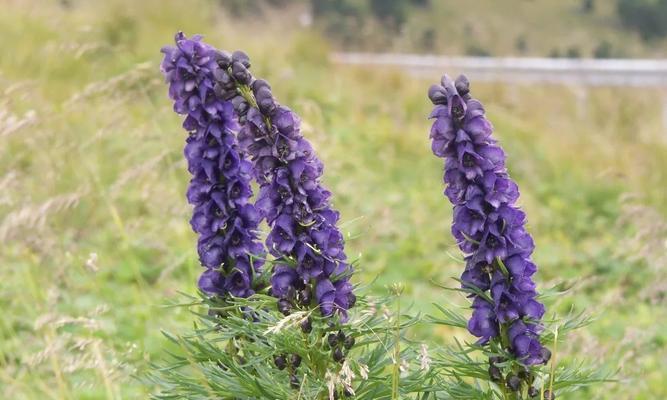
[427,74,549,367]
[207,49,356,321]
[160,32,264,298]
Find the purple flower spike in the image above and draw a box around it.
[428,74,549,366]
[161,32,264,298]
[212,52,355,321]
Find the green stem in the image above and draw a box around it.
[391,294,401,400]
[495,256,510,278]
[237,83,273,130]
[499,323,510,349]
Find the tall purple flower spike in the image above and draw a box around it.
[428,74,549,366]
[207,48,356,321]
[160,33,264,298]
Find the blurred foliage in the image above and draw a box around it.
[221,0,667,57]
[617,0,667,41]
[0,0,666,399]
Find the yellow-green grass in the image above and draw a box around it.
[1,1,666,398]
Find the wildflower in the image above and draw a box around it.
[400,358,410,377]
[419,344,431,371]
[274,355,287,370]
[264,311,308,335]
[358,363,369,380]
[160,32,264,297]
[325,370,337,400]
[211,47,355,321]
[340,359,355,387]
[85,252,98,272]
[427,74,549,365]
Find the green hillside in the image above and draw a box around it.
[228,0,667,58]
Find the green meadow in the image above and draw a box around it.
[1,1,666,398]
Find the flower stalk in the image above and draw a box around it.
[209,49,357,323]
[160,32,265,298]
[427,74,551,395]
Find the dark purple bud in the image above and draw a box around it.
[348,293,357,308]
[489,356,505,366]
[255,86,276,115]
[216,51,232,69]
[274,354,287,370]
[251,79,271,94]
[507,375,522,392]
[543,390,555,400]
[337,330,346,342]
[332,347,345,363]
[528,387,539,398]
[540,347,552,363]
[455,74,470,96]
[301,318,312,333]
[428,84,447,105]
[258,96,276,115]
[488,365,502,382]
[290,354,302,369]
[343,335,355,349]
[298,288,312,306]
[289,374,299,389]
[255,86,272,100]
[294,278,306,291]
[231,96,249,114]
[327,333,338,348]
[232,61,251,85]
[277,298,291,316]
[232,50,251,68]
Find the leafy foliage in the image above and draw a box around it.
[148,291,440,399]
[149,285,614,399]
[427,291,616,399]
[617,0,667,41]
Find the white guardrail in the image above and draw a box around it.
[331,53,667,87]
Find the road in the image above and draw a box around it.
[331,53,667,87]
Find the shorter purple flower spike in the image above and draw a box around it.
[209,50,356,321]
[428,74,549,366]
[161,32,264,298]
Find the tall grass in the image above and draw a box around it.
[1,0,666,398]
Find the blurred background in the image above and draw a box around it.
[1,0,666,399]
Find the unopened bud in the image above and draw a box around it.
[455,74,470,96]
[428,84,447,105]
[232,50,251,68]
